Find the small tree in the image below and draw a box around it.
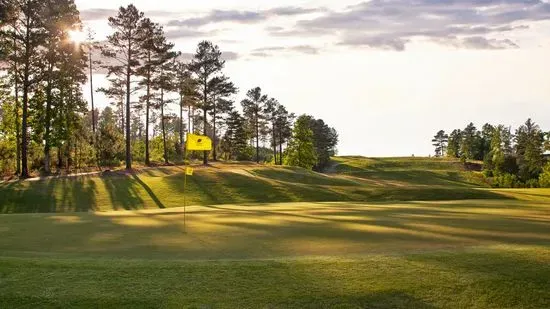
[431,130,448,157]
[285,115,317,170]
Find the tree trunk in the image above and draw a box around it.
[255,113,259,163]
[20,14,31,179]
[125,43,132,170]
[44,63,53,174]
[161,87,168,164]
[179,94,184,161]
[202,81,208,165]
[12,32,20,175]
[212,96,217,161]
[279,130,283,165]
[90,53,95,134]
[203,107,207,165]
[272,122,277,164]
[144,59,151,166]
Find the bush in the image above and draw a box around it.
[539,162,550,188]
[492,173,520,188]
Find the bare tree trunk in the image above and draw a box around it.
[212,96,217,161]
[272,123,277,165]
[161,87,168,164]
[20,13,31,178]
[144,64,151,166]
[12,32,20,175]
[90,53,95,134]
[179,94,184,161]
[279,131,283,165]
[125,43,132,170]
[44,62,53,174]
[202,81,208,165]
[255,113,259,163]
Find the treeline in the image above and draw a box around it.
[0,2,338,178]
[432,119,550,187]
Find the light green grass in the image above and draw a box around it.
[0,158,500,213]
[1,198,550,308]
[1,157,549,308]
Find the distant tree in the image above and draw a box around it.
[447,129,462,158]
[460,123,478,160]
[137,17,162,166]
[221,109,250,160]
[431,130,448,157]
[188,41,225,165]
[285,115,317,170]
[264,98,280,163]
[305,116,338,171]
[515,118,544,181]
[208,75,236,161]
[274,105,294,165]
[102,4,145,170]
[241,87,268,163]
[174,61,198,159]
[97,106,124,166]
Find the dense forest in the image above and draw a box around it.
[0,1,338,178]
[432,119,550,188]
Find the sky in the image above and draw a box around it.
[75,0,550,157]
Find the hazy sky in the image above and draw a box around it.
[76,0,550,156]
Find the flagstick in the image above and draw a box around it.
[183,148,187,233]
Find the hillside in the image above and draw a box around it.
[0,157,503,213]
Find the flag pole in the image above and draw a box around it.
[183,142,187,232]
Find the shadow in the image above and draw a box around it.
[102,174,144,210]
[131,174,165,209]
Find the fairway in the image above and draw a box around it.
[1,197,550,308]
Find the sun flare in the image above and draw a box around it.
[68,30,85,43]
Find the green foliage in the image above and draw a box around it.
[491,173,520,188]
[285,115,317,170]
[432,130,448,157]
[515,118,544,181]
[97,107,124,166]
[447,129,462,158]
[538,162,550,188]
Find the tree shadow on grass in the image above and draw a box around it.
[102,175,144,210]
[131,174,165,209]
[0,177,96,213]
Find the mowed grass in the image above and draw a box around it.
[1,198,550,308]
[1,157,549,308]
[1,157,499,213]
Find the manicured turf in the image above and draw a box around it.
[1,198,549,308]
[1,157,496,213]
[1,157,549,308]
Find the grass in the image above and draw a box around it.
[0,157,499,213]
[1,157,549,308]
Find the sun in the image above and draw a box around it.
[68,30,86,43]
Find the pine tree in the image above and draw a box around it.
[515,118,544,181]
[241,87,268,163]
[447,129,462,158]
[174,61,199,159]
[101,4,145,170]
[208,75,236,161]
[431,130,448,157]
[188,41,225,165]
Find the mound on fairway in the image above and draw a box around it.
[0,157,501,213]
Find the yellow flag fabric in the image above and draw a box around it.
[185,167,193,176]
[186,134,212,151]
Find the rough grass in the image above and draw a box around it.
[0,157,499,213]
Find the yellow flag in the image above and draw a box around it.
[186,133,212,151]
[185,167,193,176]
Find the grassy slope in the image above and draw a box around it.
[1,157,501,213]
